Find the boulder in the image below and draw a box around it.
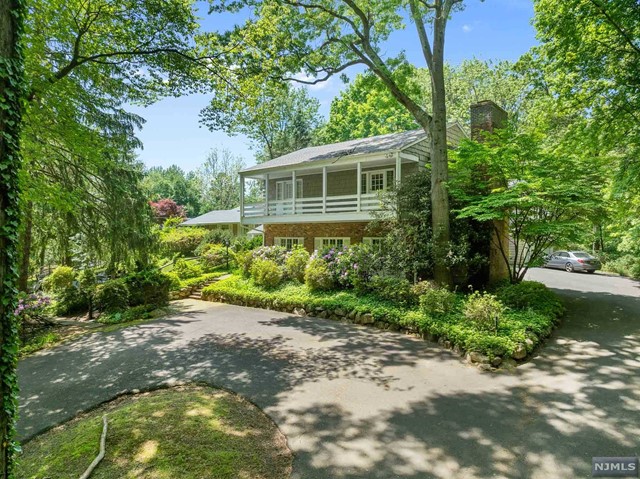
[512,344,527,360]
[361,313,374,324]
[466,351,490,364]
[477,363,493,372]
[491,356,503,367]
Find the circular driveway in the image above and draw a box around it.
[18,269,640,478]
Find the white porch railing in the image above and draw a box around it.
[243,193,382,218]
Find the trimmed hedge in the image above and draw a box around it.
[202,276,563,363]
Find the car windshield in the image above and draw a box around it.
[572,252,592,258]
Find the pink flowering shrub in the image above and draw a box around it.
[149,198,186,222]
[313,244,384,290]
[14,293,51,323]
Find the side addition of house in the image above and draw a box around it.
[239,124,466,252]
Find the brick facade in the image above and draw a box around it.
[264,222,383,252]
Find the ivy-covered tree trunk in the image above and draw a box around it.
[18,201,32,291]
[0,0,26,476]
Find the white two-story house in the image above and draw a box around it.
[239,123,467,252]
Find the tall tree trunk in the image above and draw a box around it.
[429,12,453,287]
[0,0,26,475]
[18,201,33,291]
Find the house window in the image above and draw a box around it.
[361,169,395,194]
[362,237,384,248]
[276,179,303,201]
[274,237,304,250]
[314,237,351,250]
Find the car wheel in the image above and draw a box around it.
[565,262,574,272]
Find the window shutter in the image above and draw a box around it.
[361,173,367,194]
[387,170,395,188]
[314,238,322,251]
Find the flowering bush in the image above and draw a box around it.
[312,243,385,290]
[14,293,51,322]
[250,259,284,288]
[285,246,310,282]
[304,258,335,291]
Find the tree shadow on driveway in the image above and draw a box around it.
[17,274,640,478]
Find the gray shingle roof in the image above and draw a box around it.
[180,208,240,226]
[241,128,428,173]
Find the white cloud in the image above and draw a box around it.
[462,24,472,33]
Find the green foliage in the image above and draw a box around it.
[159,227,208,257]
[203,275,561,358]
[43,266,76,293]
[99,304,157,325]
[451,128,603,282]
[367,276,416,307]
[201,82,322,163]
[195,149,246,210]
[51,286,89,317]
[284,246,310,283]
[603,255,640,280]
[304,258,335,292]
[95,280,130,313]
[411,280,437,298]
[125,269,173,308]
[495,281,564,318]
[250,259,284,289]
[173,258,204,280]
[419,288,458,316]
[141,165,202,217]
[231,235,263,252]
[178,272,227,290]
[199,244,232,271]
[197,230,234,251]
[463,292,505,333]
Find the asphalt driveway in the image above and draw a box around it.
[18,269,640,478]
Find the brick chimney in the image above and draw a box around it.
[470,100,508,140]
[469,100,510,284]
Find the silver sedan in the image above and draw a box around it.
[544,251,601,273]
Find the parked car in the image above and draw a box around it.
[544,251,601,273]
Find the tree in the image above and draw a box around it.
[18,0,204,284]
[528,0,640,275]
[195,149,245,211]
[150,199,187,223]
[210,0,475,285]
[451,128,603,282]
[201,82,323,162]
[141,166,202,217]
[320,59,529,143]
[0,0,26,474]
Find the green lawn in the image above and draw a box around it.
[18,386,292,479]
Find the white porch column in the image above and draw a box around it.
[395,152,402,187]
[291,170,297,214]
[322,166,327,213]
[265,173,269,216]
[356,161,362,212]
[240,174,244,219]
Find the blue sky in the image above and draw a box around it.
[130,0,537,173]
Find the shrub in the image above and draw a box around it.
[43,266,76,293]
[419,287,457,316]
[197,229,234,250]
[250,259,284,289]
[305,258,335,291]
[411,280,437,298]
[237,250,254,278]
[164,272,182,291]
[159,226,208,256]
[125,269,173,307]
[463,292,505,333]
[603,254,640,279]
[495,281,564,318]
[95,280,130,313]
[198,244,233,271]
[368,276,416,306]
[173,258,204,280]
[251,246,290,266]
[51,287,88,316]
[285,246,310,282]
[99,304,157,325]
[232,235,263,252]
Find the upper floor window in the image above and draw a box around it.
[276,179,303,201]
[361,169,395,194]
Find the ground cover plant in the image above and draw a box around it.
[17,386,292,479]
[203,272,564,363]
